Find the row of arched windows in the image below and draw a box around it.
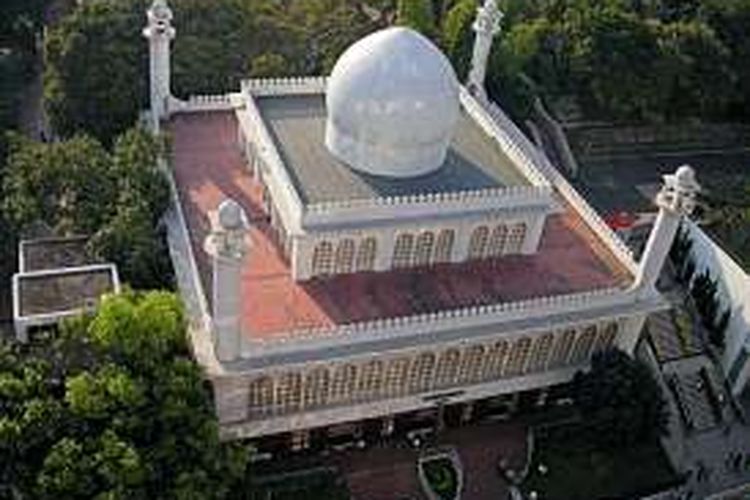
[392,230,455,269]
[309,221,530,277]
[467,222,527,260]
[311,237,377,277]
[247,321,620,416]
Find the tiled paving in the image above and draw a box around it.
[334,422,526,500]
[169,111,632,339]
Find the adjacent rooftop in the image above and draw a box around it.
[170,111,632,340]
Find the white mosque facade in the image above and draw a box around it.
[146,0,701,446]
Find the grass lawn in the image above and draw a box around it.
[523,426,681,500]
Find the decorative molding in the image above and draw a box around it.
[474,93,639,275]
[240,286,625,358]
[242,77,328,96]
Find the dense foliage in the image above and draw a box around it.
[2,127,172,289]
[0,292,250,499]
[44,0,379,145]
[573,349,669,448]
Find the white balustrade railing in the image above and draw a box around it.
[476,95,638,274]
[303,184,552,219]
[242,77,328,96]
[241,286,626,359]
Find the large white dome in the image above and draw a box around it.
[325,27,460,178]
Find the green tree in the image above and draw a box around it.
[0,292,251,499]
[45,1,146,145]
[573,349,669,448]
[442,0,477,80]
[397,0,438,38]
[2,127,172,289]
[248,52,290,78]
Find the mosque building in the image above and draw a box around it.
[145,0,700,447]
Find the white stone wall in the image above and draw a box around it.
[296,210,545,280]
[214,317,623,439]
[684,220,750,395]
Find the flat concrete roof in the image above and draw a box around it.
[16,268,115,317]
[20,236,94,272]
[256,94,529,205]
[169,112,633,341]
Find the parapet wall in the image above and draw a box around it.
[240,286,628,359]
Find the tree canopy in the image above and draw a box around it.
[572,348,670,449]
[0,291,250,499]
[2,127,172,289]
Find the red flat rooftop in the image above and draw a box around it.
[170,112,632,340]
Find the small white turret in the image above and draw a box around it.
[468,0,503,98]
[143,0,175,127]
[205,199,251,362]
[632,165,700,295]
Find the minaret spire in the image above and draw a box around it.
[632,165,700,295]
[468,0,503,98]
[143,0,175,128]
[205,199,251,362]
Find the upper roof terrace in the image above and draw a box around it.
[169,110,632,342]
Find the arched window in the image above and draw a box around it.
[594,322,618,353]
[434,229,455,263]
[276,372,302,412]
[504,337,532,376]
[548,329,576,368]
[488,225,508,257]
[413,232,435,267]
[248,377,274,415]
[303,367,330,409]
[468,226,489,260]
[334,239,355,274]
[392,233,414,268]
[312,241,333,276]
[356,237,377,272]
[506,222,527,254]
[358,360,384,399]
[435,349,462,388]
[484,340,509,379]
[330,364,358,403]
[527,333,555,373]
[408,352,436,393]
[459,344,486,383]
[383,357,411,396]
[570,325,597,364]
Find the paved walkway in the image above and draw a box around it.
[334,422,526,500]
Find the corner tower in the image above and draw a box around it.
[468,0,503,98]
[143,0,175,126]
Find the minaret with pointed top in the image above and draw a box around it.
[143,0,175,126]
[205,199,251,362]
[468,0,503,98]
[633,165,700,295]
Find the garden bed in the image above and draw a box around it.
[418,450,463,500]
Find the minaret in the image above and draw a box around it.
[205,199,251,362]
[467,0,503,98]
[632,165,700,295]
[142,0,175,127]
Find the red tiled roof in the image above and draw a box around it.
[170,112,631,340]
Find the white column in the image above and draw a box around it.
[205,199,251,362]
[143,0,175,126]
[632,166,700,297]
[467,0,503,98]
[522,213,546,255]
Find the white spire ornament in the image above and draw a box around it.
[632,165,700,296]
[143,0,176,128]
[468,0,503,99]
